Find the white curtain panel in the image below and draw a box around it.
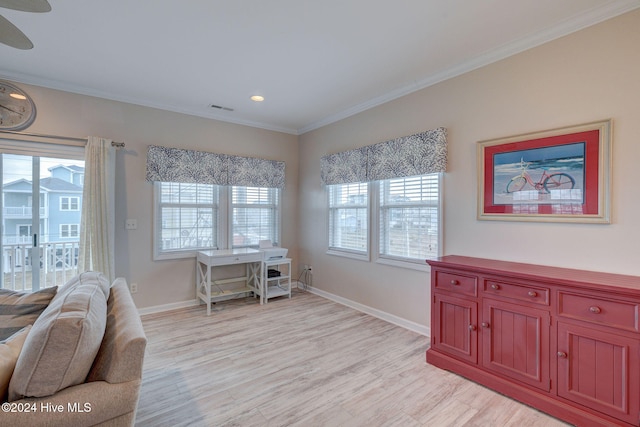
[78,136,116,282]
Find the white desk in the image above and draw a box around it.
[196,248,262,315]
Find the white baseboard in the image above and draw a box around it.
[306,286,430,337]
[137,282,304,316]
[137,283,303,316]
[137,283,430,338]
[138,299,200,316]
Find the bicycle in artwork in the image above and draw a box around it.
[506,158,575,194]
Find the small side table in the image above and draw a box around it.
[259,258,292,304]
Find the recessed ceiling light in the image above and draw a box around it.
[250,95,264,102]
[10,93,27,100]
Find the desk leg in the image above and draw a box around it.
[262,262,267,305]
[205,263,211,315]
[258,262,264,305]
[247,262,263,305]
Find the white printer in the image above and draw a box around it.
[258,240,288,260]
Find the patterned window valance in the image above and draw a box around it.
[228,155,286,188]
[320,127,447,185]
[146,145,285,189]
[367,128,447,181]
[319,146,368,185]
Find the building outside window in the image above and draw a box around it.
[60,224,79,238]
[1,147,85,291]
[60,196,79,211]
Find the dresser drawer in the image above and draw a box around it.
[558,292,640,333]
[484,280,549,306]
[434,271,477,297]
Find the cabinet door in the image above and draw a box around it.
[433,293,477,364]
[557,322,640,425]
[482,299,550,391]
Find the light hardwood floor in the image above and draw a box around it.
[136,289,570,427]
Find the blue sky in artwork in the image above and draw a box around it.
[494,142,585,165]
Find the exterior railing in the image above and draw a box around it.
[2,206,47,218]
[1,240,79,291]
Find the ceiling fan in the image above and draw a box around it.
[0,0,51,50]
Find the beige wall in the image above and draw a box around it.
[6,85,299,309]
[297,10,640,328]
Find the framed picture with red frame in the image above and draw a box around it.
[477,120,611,223]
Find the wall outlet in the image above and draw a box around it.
[130,282,138,293]
[125,219,138,230]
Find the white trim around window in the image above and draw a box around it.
[376,174,442,271]
[153,182,220,260]
[60,196,80,211]
[326,173,443,271]
[326,182,370,261]
[59,223,79,238]
[153,182,281,260]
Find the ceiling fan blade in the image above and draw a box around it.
[0,14,33,49]
[0,0,51,13]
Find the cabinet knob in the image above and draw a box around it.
[528,291,538,297]
[589,306,601,314]
[557,351,567,358]
[491,284,500,290]
[450,279,459,285]
[481,322,490,328]
[468,324,477,331]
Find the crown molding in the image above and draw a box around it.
[0,71,299,135]
[2,1,638,137]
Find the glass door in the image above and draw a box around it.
[1,152,84,291]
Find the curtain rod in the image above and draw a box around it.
[0,130,125,148]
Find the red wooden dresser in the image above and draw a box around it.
[426,255,640,427]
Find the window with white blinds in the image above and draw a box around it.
[328,182,369,257]
[379,174,441,263]
[231,186,280,248]
[154,183,281,259]
[154,182,219,258]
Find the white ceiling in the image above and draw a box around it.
[1,0,638,135]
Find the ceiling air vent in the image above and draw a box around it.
[209,104,234,112]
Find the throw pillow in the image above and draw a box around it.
[0,287,57,340]
[8,275,108,401]
[0,325,31,402]
[55,271,111,300]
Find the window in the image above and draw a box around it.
[153,183,281,259]
[154,182,219,259]
[327,182,369,258]
[231,186,280,248]
[60,196,79,211]
[0,140,84,291]
[60,224,79,238]
[379,174,441,265]
[326,175,442,269]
